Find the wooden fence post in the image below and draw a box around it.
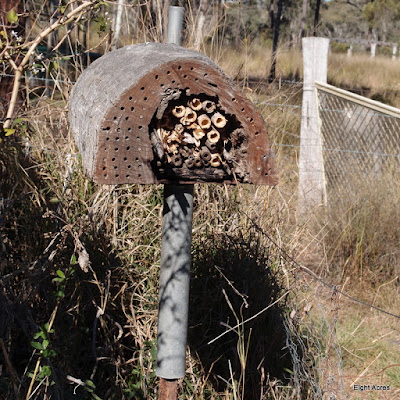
[297,37,329,216]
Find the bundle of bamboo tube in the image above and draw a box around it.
[156,96,230,170]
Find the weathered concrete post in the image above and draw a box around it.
[392,44,398,60]
[297,37,329,216]
[347,44,353,58]
[371,42,377,57]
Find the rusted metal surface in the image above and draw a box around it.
[159,378,178,400]
[70,43,277,186]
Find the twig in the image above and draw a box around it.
[208,290,290,345]
[350,351,382,388]
[0,338,19,397]
[4,0,99,129]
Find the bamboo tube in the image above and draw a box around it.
[207,129,220,143]
[185,107,197,123]
[171,153,183,167]
[180,146,190,158]
[194,157,203,168]
[192,127,205,140]
[197,114,211,130]
[174,123,184,134]
[185,158,195,169]
[200,146,211,162]
[202,100,216,113]
[172,105,185,118]
[205,139,217,151]
[210,153,222,167]
[188,98,202,111]
[211,112,227,128]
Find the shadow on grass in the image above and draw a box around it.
[189,228,292,398]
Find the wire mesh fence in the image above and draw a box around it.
[316,82,400,200]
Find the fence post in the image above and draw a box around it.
[392,44,398,60]
[297,37,329,216]
[370,42,376,57]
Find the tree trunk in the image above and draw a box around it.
[300,0,308,38]
[194,0,208,50]
[313,0,321,36]
[112,0,124,50]
[269,0,283,81]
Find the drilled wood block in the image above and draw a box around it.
[69,43,277,185]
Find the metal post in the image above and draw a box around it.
[167,6,184,46]
[157,184,193,378]
[157,7,188,399]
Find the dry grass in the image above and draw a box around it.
[2,7,400,395]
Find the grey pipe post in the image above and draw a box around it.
[167,6,184,46]
[157,6,192,381]
[156,184,194,378]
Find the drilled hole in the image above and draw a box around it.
[126,174,130,178]
[232,98,236,102]
[128,165,131,169]
[114,166,118,169]
[139,115,143,119]
[131,106,134,111]
[115,137,120,141]
[135,157,139,161]
[183,74,187,78]
[129,96,133,100]
[125,136,129,140]
[112,157,116,161]
[254,131,259,136]
[115,174,119,178]
[123,157,127,161]
[105,126,110,131]
[120,106,125,111]
[204,73,208,77]
[102,166,106,170]
[172,80,176,84]
[114,148,118,151]
[104,174,108,178]
[208,82,217,88]
[113,116,117,120]
[144,97,147,101]
[127,146,131,151]
[241,108,245,112]
[128,127,132,132]
[106,137,110,141]
[167,70,171,75]
[155,74,159,79]
[125,117,129,121]
[249,118,254,123]
[195,78,198,82]
[178,65,182,70]
[140,86,145,90]
[138,174,141,177]
[190,67,194,71]
[160,83,164,87]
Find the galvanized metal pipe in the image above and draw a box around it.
[157,6,189,394]
[167,6,184,46]
[156,184,194,379]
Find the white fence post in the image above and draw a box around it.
[392,44,398,60]
[297,37,329,215]
[371,42,377,57]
